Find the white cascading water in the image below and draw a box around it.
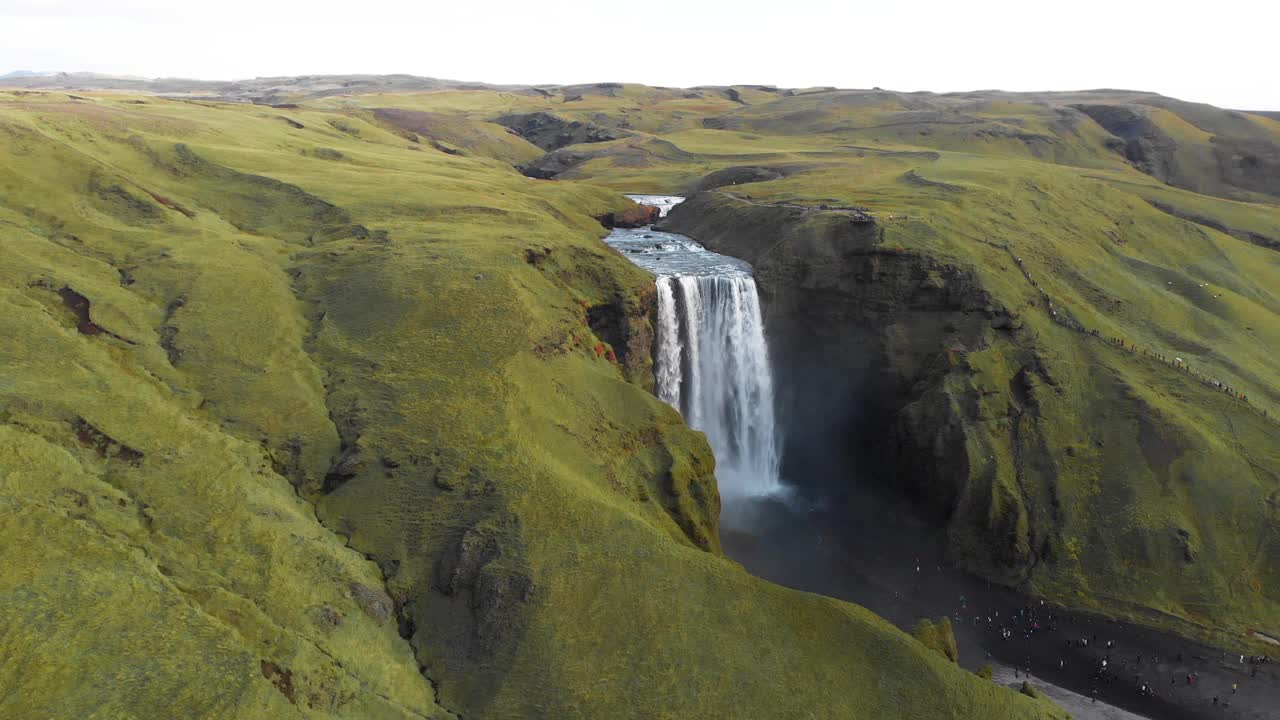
[656,274,781,497]
[653,277,684,409]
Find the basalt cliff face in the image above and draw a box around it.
[662,192,1280,642]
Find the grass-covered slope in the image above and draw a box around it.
[0,92,1063,719]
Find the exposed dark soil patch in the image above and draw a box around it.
[58,287,104,335]
[57,287,134,344]
[135,186,196,218]
[159,295,186,366]
[522,246,552,268]
[260,660,297,704]
[430,141,461,156]
[72,417,143,464]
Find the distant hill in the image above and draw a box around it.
[0,71,539,104]
[0,70,52,79]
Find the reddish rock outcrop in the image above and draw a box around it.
[597,204,660,229]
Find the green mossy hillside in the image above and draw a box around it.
[0,92,1063,719]
[913,618,961,663]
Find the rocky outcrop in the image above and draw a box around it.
[587,287,657,393]
[496,111,626,152]
[596,203,660,228]
[1077,102,1280,200]
[518,147,591,179]
[1074,104,1181,183]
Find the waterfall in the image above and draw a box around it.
[655,274,781,497]
[654,278,684,409]
[607,194,782,497]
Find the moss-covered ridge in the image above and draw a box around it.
[0,92,1062,718]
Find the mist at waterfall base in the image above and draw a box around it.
[605,220,782,499]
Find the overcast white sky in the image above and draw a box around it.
[2,0,1275,109]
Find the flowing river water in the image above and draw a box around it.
[605,195,1280,720]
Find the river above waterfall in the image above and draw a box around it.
[604,226,754,278]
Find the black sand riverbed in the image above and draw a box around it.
[722,484,1280,720]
